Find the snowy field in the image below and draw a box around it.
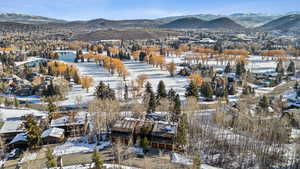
[58,58,189,107]
[53,137,111,156]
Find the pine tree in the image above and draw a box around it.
[201,83,213,101]
[124,84,129,100]
[156,80,167,101]
[176,113,188,146]
[145,82,153,94]
[92,149,104,169]
[276,59,284,75]
[95,81,116,100]
[167,88,176,102]
[23,115,42,149]
[224,62,232,73]
[228,84,236,95]
[147,91,156,114]
[47,99,57,120]
[287,60,296,75]
[236,61,246,77]
[259,96,270,113]
[46,147,56,168]
[185,82,199,99]
[171,94,181,122]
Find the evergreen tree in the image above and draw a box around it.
[47,99,57,121]
[201,83,214,101]
[156,80,167,101]
[167,88,176,102]
[92,149,104,169]
[287,60,296,75]
[185,82,199,99]
[228,84,236,95]
[145,82,153,94]
[171,94,181,122]
[236,61,246,77]
[176,113,188,146]
[147,91,156,114]
[259,96,270,113]
[95,81,116,100]
[46,147,56,168]
[23,115,42,149]
[224,63,232,73]
[276,59,284,75]
[124,84,129,101]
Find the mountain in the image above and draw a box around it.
[200,17,245,30]
[0,13,66,24]
[74,29,180,41]
[57,18,164,30]
[261,14,300,31]
[159,17,205,29]
[157,12,300,27]
[160,17,244,30]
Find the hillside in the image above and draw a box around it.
[74,29,181,41]
[159,17,205,29]
[200,17,245,30]
[0,13,66,24]
[59,18,164,30]
[157,12,300,27]
[160,17,244,30]
[261,14,300,31]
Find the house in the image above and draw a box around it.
[50,112,89,137]
[111,118,142,145]
[0,119,25,143]
[41,127,65,144]
[111,117,178,151]
[9,133,27,149]
[150,121,177,150]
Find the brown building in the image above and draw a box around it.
[111,118,177,151]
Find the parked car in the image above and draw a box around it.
[7,148,21,160]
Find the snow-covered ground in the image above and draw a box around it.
[58,59,189,107]
[53,137,111,156]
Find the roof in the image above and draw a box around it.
[9,133,27,144]
[50,112,88,127]
[0,120,24,134]
[41,127,64,138]
[151,121,177,138]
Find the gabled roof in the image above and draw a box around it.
[41,127,64,138]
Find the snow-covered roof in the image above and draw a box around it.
[0,120,24,134]
[41,127,64,138]
[0,107,46,121]
[50,112,88,127]
[9,133,27,144]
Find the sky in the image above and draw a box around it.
[0,0,299,20]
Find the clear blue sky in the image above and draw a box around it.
[1,0,299,20]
